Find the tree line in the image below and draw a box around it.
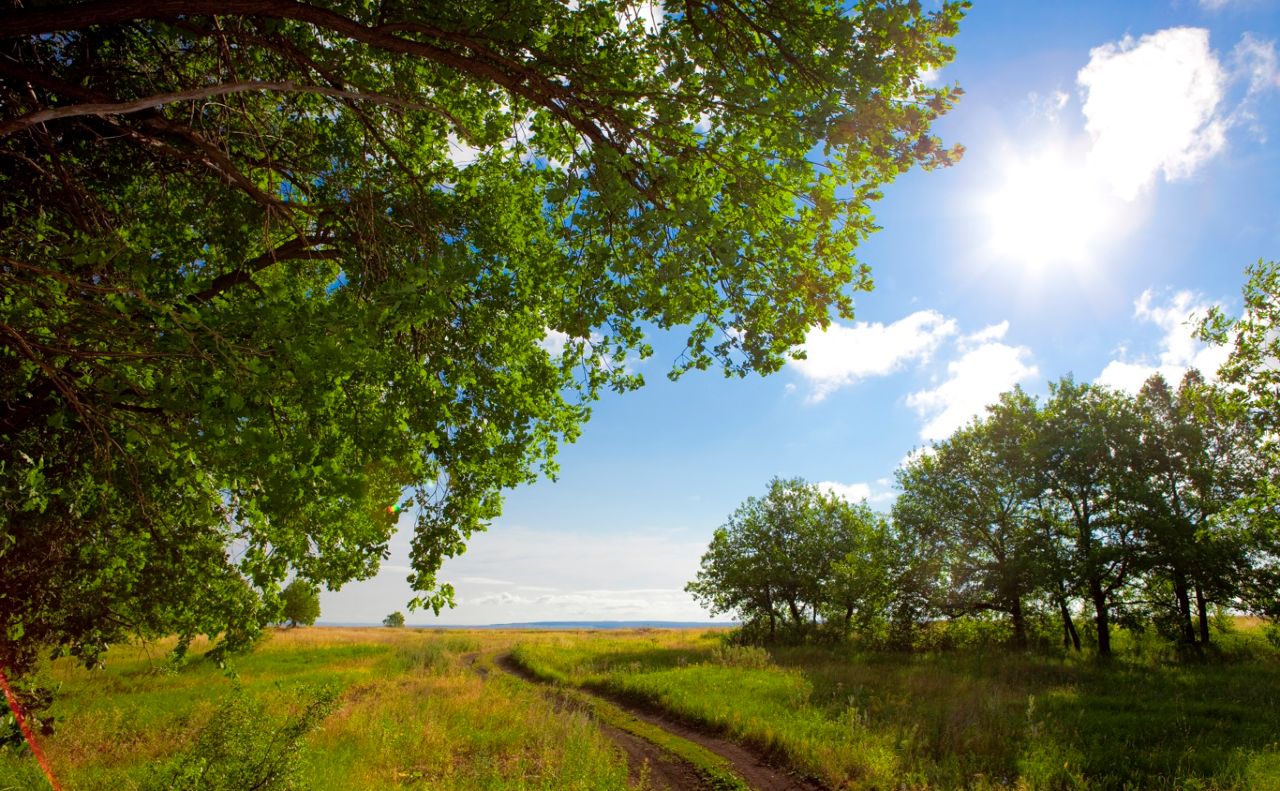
[689,266,1280,656]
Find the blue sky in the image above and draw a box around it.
[321,0,1280,625]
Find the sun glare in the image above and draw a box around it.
[982,147,1114,271]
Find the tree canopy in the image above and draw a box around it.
[280,580,321,627]
[685,477,891,642]
[0,0,966,676]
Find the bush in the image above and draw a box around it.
[708,644,774,670]
[144,683,338,791]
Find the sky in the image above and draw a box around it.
[321,0,1280,626]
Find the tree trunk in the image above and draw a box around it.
[1195,582,1210,645]
[1090,579,1111,657]
[1011,596,1027,650]
[787,597,803,627]
[1056,586,1081,651]
[1173,569,1196,645]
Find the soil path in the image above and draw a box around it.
[461,652,704,790]
[492,653,827,791]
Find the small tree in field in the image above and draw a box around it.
[280,581,320,628]
[686,477,893,642]
[383,612,405,628]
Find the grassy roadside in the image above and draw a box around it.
[483,652,747,791]
[510,627,1280,790]
[1,628,635,790]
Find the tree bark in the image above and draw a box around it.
[1090,579,1111,657]
[1059,581,1080,650]
[1195,582,1210,645]
[1011,595,1027,650]
[1172,569,1197,645]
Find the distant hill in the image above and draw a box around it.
[316,620,735,630]
[473,621,736,630]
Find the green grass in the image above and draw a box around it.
[511,626,1280,790]
[6,625,1279,790]
[1,628,634,790]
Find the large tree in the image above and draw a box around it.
[1133,371,1260,645]
[894,389,1048,649]
[1035,378,1145,657]
[1199,260,1280,619]
[0,0,965,676]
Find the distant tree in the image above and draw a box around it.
[383,611,405,628]
[686,477,893,642]
[280,581,321,628]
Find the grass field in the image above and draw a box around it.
[2,624,1279,790]
[1,628,634,790]
[510,625,1280,790]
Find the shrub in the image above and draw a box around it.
[144,683,337,791]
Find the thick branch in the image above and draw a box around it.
[0,80,434,138]
[1,0,641,181]
[190,236,338,303]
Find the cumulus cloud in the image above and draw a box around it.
[1095,289,1230,393]
[1078,27,1228,200]
[792,311,957,402]
[816,479,896,506]
[906,326,1039,441]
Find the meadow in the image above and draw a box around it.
[2,623,1279,790]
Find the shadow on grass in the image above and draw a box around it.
[766,642,1280,789]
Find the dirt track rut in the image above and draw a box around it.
[476,652,826,791]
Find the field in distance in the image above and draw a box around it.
[2,623,1279,790]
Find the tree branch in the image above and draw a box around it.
[0,80,441,138]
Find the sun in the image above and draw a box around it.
[981,145,1114,271]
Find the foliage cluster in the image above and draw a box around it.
[686,478,897,643]
[0,0,966,685]
[143,683,338,791]
[279,581,321,628]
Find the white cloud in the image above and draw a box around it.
[1234,33,1280,94]
[792,311,957,402]
[539,328,571,357]
[1078,27,1228,200]
[898,446,935,470]
[906,340,1039,441]
[1230,34,1280,138]
[816,480,896,506]
[1095,289,1230,393]
[1027,89,1070,121]
[458,576,514,586]
[958,321,1010,349]
[617,0,664,35]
